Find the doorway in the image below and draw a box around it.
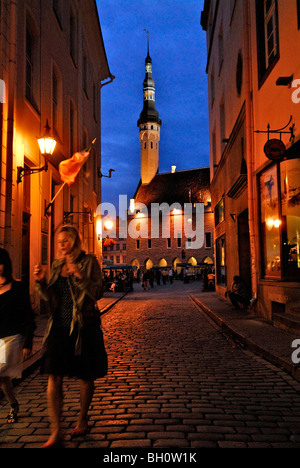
[21,165,31,288]
[238,209,251,288]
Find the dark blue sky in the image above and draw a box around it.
[97,0,209,208]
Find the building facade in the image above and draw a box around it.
[123,44,214,275]
[201,0,300,327]
[0,0,113,311]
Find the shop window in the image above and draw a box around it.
[259,158,300,280]
[280,159,300,279]
[260,164,281,277]
[216,235,226,286]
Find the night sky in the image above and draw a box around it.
[96,0,209,209]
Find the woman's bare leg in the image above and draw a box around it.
[0,376,17,406]
[75,379,94,431]
[44,375,64,445]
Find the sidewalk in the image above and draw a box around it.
[21,291,127,378]
[190,291,300,383]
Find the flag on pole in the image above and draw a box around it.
[59,139,96,186]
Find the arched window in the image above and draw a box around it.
[145,258,153,270]
[187,257,197,266]
[203,256,214,265]
[131,258,140,268]
[173,257,181,273]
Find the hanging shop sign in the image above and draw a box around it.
[254,116,295,162]
[264,138,286,161]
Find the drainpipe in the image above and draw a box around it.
[4,0,17,250]
[243,0,258,299]
[0,102,3,192]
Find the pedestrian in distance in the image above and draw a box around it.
[0,248,36,424]
[142,270,149,290]
[162,269,168,285]
[227,275,251,310]
[149,269,155,288]
[34,225,107,448]
[155,268,161,285]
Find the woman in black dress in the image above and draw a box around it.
[0,248,35,423]
[34,225,107,448]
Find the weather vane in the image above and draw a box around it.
[144,29,150,54]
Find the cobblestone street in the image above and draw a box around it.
[1,281,300,450]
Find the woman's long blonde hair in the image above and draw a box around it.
[58,225,82,260]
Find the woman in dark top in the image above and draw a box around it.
[34,225,107,448]
[0,248,35,423]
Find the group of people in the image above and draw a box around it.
[0,225,108,448]
[139,268,174,290]
[103,269,134,293]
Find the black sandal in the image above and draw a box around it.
[7,402,19,424]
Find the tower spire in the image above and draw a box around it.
[137,33,162,185]
[144,29,150,57]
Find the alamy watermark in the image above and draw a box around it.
[291,79,300,104]
[0,79,6,103]
[0,339,6,364]
[96,195,205,249]
[291,339,300,364]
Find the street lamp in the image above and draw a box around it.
[17,120,56,183]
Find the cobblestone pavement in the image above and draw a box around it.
[1,280,300,449]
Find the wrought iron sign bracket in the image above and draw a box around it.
[254,115,295,142]
[98,169,115,178]
[63,210,92,224]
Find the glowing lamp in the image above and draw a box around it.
[17,120,56,183]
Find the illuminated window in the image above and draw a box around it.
[259,158,300,280]
[216,235,226,286]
